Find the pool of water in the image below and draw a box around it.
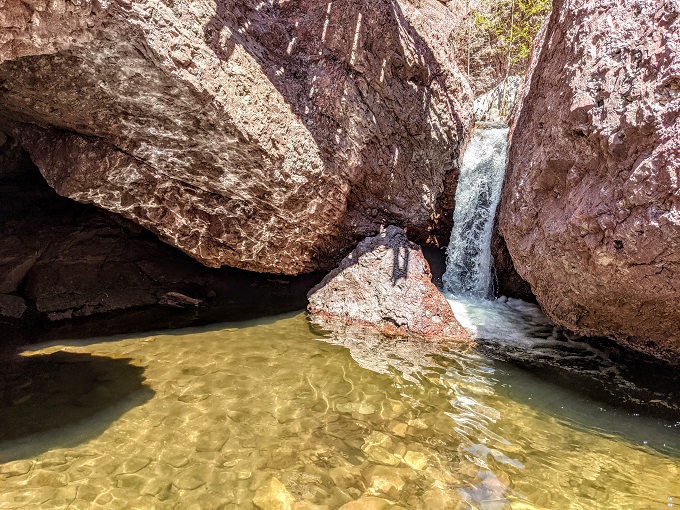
[1,312,679,509]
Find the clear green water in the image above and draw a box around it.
[1,313,678,509]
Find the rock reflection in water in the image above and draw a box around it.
[0,313,678,509]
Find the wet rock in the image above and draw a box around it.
[499,0,680,358]
[308,226,472,343]
[75,485,99,503]
[116,457,151,475]
[172,468,209,491]
[159,292,203,309]
[421,487,465,509]
[292,502,328,510]
[403,451,428,471]
[195,429,230,452]
[386,421,408,438]
[0,460,33,477]
[338,496,392,510]
[335,402,376,416]
[363,465,407,499]
[160,452,189,469]
[0,0,472,274]
[361,433,401,467]
[0,294,27,319]
[328,466,361,489]
[253,477,296,510]
[115,474,145,490]
[491,230,535,302]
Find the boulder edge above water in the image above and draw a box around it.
[0,0,472,275]
[307,226,473,344]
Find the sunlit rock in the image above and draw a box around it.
[473,76,521,122]
[253,478,296,510]
[0,460,32,477]
[499,0,680,358]
[0,0,97,63]
[172,467,209,491]
[338,496,392,510]
[0,0,472,274]
[308,226,473,343]
[363,465,407,499]
[403,451,428,471]
[421,487,466,509]
[195,429,230,452]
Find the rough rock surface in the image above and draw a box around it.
[0,133,30,179]
[499,0,680,357]
[491,228,534,302]
[308,226,472,343]
[0,0,472,274]
[0,160,320,334]
[0,0,98,63]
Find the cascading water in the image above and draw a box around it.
[442,123,509,298]
[441,123,558,347]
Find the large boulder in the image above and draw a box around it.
[0,164,320,329]
[308,226,472,343]
[499,0,680,357]
[0,0,472,274]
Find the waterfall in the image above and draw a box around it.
[442,123,556,347]
[443,123,509,298]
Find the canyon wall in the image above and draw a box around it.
[0,0,472,274]
[500,0,680,357]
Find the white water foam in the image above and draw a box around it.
[443,124,509,298]
[441,124,562,348]
[445,294,557,346]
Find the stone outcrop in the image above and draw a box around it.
[499,0,680,357]
[308,226,472,343]
[0,0,98,63]
[0,133,30,179]
[0,0,472,275]
[491,230,534,303]
[0,159,320,335]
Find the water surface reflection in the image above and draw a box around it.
[0,313,677,509]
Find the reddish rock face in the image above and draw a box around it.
[308,226,473,344]
[0,161,321,331]
[0,0,472,274]
[0,0,97,63]
[499,0,680,357]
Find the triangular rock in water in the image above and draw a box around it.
[307,226,472,344]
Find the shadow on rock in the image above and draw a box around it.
[204,0,467,243]
[0,350,154,461]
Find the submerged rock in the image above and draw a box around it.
[253,478,296,510]
[307,226,472,344]
[0,0,472,274]
[338,497,392,510]
[499,0,680,357]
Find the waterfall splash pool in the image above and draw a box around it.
[0,313,678,509]
[1,124,678,509]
